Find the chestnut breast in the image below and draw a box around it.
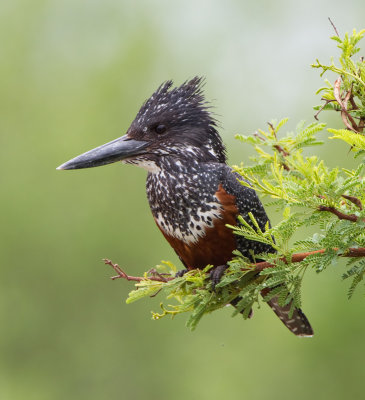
[155,184,239,269]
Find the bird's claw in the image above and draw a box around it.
[209,264,228,290]
[175,269,188,278]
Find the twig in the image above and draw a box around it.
[314,99,336,120]
[273,144,290,157]
[341,194,363,210]
[266,122,290,170]
[349,95,359,111]
[103,259,170,282]
[358,118,365,133]
[104,247,365,283]
[267,122,276,139]
[333,78,359,132]
[317,205,359,222]
[254,247,365,271]
[273,146,290,172]
[147,268,170,282]
[253,132,266,141]
[328,17,339,37]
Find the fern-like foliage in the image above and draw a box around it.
[312,28,365,134]
[328,128,365,156]
[124,27,365,331]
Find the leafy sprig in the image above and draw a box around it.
[312,28,365,133]
[115,27,365,331]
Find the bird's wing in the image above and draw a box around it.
[216,164,274,258]
[217,164,313,336]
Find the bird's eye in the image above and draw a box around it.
[155,124,166,134]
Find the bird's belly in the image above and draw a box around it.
[160,221,236,269]
[154,183,239,269]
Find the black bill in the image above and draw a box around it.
[57,135,148,170]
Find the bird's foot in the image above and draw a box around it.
[209,264,228,290]
[175,269,188,278]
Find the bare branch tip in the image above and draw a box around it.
[328,17,340,37]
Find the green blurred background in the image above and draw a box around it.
[1,1,364,399]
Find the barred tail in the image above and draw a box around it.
[266,296,313,337]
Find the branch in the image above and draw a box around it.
[104,247,365,282]
[333,78,359,132]
[254,247,365,271]
[341,194,363,210]
[318,205,359,222]
[359,117,365,133]
[273,144,290,157]
[104,259,170,282]
[314,99,337,121]
[328,17,339,37]
[268,121,291,170]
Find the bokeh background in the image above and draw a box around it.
[1,1,364,399]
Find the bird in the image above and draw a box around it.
[57,77,313,337]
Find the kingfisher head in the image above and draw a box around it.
[57,77,226,173]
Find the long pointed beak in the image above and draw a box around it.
[56,135,149,170]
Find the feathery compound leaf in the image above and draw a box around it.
[123,28,365,331]
[276,117,289,132]
[328,129,365,151]
[342,261,365,298]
